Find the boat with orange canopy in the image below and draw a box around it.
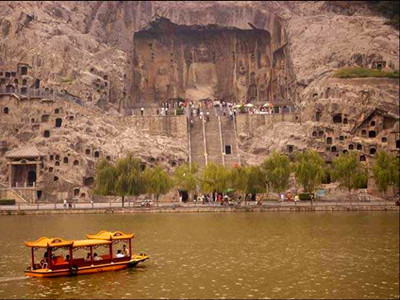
[24,230,149,278]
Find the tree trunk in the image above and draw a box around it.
[122,195,125,208]
[156,195,159,207]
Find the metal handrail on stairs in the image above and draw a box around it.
[218,115,225,166]
[233,115,241,166]
[202,117,208,166]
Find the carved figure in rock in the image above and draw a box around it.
[166,62,179,100]
[256,55,271,102]
[138,62,148,92]
[235,59,248,103]
[247,72,258,102]
[154,64,169,102]
[185,43,218,102]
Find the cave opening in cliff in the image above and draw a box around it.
[6,85,14,93]
[333,114,342,124]
[132,17,293,106]
[20,66,28,75]
[55,118,62,128]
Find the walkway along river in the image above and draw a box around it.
[0,212,398,299]
[0,200,397,215]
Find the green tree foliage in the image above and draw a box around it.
[94,159,118,196]
[331,152,368,191]
[230,165,266,205]
[143,165,173,206]
[373,150,399,195]
[293,150,325,197]
[262,151,291,193]
[94,154,145,207]
[174,163,199,200]
[200,162,230,194]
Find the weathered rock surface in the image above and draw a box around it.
[0,1,398,201]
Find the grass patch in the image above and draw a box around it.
[61,77,74,84]
[333,67,399,79]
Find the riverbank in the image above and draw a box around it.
[1,203,397,215]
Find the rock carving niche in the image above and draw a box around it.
[132,18,290,105]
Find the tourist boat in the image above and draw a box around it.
[24,230,149,278]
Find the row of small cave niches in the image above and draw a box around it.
[46,151,111,169]
[313,130,383,140]
[285,144,390,161]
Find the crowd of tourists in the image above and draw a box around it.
[130,98,293,118]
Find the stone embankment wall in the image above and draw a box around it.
[236,113,299,137]
[1,204,397,215]
[130,115,187,139]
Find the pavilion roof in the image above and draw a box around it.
[5,146,44,159]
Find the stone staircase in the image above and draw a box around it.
[220,114,240,167]
[189,117,206,168]
[204,109,223,165]
[189,107,241,169]
[0,181,31,204]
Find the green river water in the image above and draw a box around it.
[0,212,398,299]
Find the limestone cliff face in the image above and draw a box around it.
[1,1,397,109]
[0,1,399,200]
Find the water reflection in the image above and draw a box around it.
[0,212,398,299]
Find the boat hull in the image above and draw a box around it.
[25,255,149,278]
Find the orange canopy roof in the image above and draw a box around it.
[25,237,73,248]
[25,237,111,248]
[72,239,111,248]
[86,230,134,241]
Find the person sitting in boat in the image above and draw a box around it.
[93,253,102,261]
[122,245,129,257]
[116,250,125,258]
[84,253,91,262]
[65,254,70,262]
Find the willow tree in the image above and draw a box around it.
[143,165,173,207]
[331,152,368,192]
[115,154,143,207]
[200,162,230,196]
[174,163,199,201]
[373,150,399,197]
[93,159,118,196]
[94,154,145,207]
[262,151,291,194]
[229,165,267,205]
[293,150,325,205]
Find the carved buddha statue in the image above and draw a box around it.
[185,43,218,102]
[256,55,272,102]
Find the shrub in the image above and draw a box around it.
[176,107,184,115]
[0,199,16,205]
[298,193,312,201]
[333,67,399,79]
